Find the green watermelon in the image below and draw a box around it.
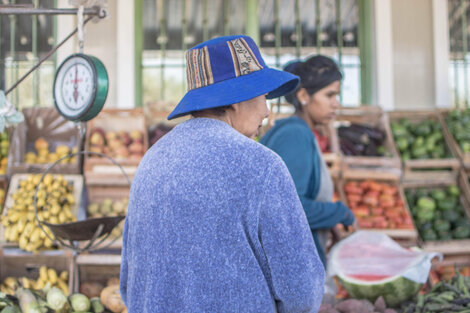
[337,274,422,307]
[328,231,437,307]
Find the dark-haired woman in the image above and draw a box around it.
[260,55,355,267]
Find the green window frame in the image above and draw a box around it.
[448,0,470,108]
[136,0,371,110]
[0,0,57,109]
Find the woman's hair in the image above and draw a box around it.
[283,55,342,112]
[191,105,232,118]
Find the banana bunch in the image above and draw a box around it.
[24,137,78,164]
[2,174,77,252]
[0,266,69,295]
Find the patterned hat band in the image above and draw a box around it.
[186,38,264,91]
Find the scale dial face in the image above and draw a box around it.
[53,53,108,121]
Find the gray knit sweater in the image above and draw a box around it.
[120,118,325,313]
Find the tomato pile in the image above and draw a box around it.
[344,180,414,229]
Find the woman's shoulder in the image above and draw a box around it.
[261,116,314,146]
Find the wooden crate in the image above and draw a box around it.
[0,174,84,248]
[337,170,418,241]
[84,109,148,186]
[73,253,121,294]
[7,108,82,176]
[439,109,470,169]
[402,170,470,255]
[79,185,130,250]
[388,111,460,182]
[334,107,401,171]
[0,249,74,294]
[0,176,8,215]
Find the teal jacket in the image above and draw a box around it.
[260,116,354,266]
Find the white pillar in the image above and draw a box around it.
[116,1,135,109]
[373,0,394,111]
[56,0,76,64]
[432,0,451,108]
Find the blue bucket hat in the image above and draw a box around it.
[167,35,300,120]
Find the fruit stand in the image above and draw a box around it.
[0,105,470,313]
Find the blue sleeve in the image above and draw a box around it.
[259,160,325,313]
[263,125,354,229]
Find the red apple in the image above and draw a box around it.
[129,142,144,154]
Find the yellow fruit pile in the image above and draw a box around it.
[0,266,69,295]
[87,197,128,238]
[24,137,77,164]
[2,174,77,252]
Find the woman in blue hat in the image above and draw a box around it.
[120,35,325,313]
[261,56,356,268]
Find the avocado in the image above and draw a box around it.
[431,189,446,201]
[437,229,453,241]
[415,189,429,198]
[437,198,457,211]
[412,146,428,158]
[433,219,451,232]
[422,228,438,241]
[442,210,459,222]
[461,142,470,153]
[417,197,436,211]
[391,123,408,137]
[447,185,460,197]
[416,122,433,136]
[425,137,436,152]
[396,136,409,151]
[453,226,470,239]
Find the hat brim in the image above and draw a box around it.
[167,68,299,120]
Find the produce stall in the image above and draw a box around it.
[0,106,470,313]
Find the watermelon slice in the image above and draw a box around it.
[328,231,440,307]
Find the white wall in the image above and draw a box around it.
[390,0,436,110]
[56,0,134,109]
[373,0,394,111]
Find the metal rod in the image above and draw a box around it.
[245,0,259,44]
[274,0,280,68]
[454,57,460,108]
[9,0,18,105]
[295,0,302,58]
[159,0,166,100]
[274,0,281,110]
[182,0,187,93]
[336,0,343,104]
[461,0,469,108]
[315,0,321,53]
[202,0,209,42]
[134,0,143,108]
[0,6,105,17]
[5,15,94,96]
[358,0,373,106]
[223,0,230,36]
[32,0,39,107]
[53,0,58,71]
[0,9,3,90]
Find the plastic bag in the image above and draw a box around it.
[327,231,442,284]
